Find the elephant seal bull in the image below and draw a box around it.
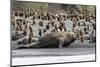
[18,32,76,49]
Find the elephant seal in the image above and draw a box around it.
[18,32,76,49]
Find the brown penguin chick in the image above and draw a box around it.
[28,32,33,44]
[28,25,33,44]
[80,30,84,43]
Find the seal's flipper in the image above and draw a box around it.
[58,38,64,48]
